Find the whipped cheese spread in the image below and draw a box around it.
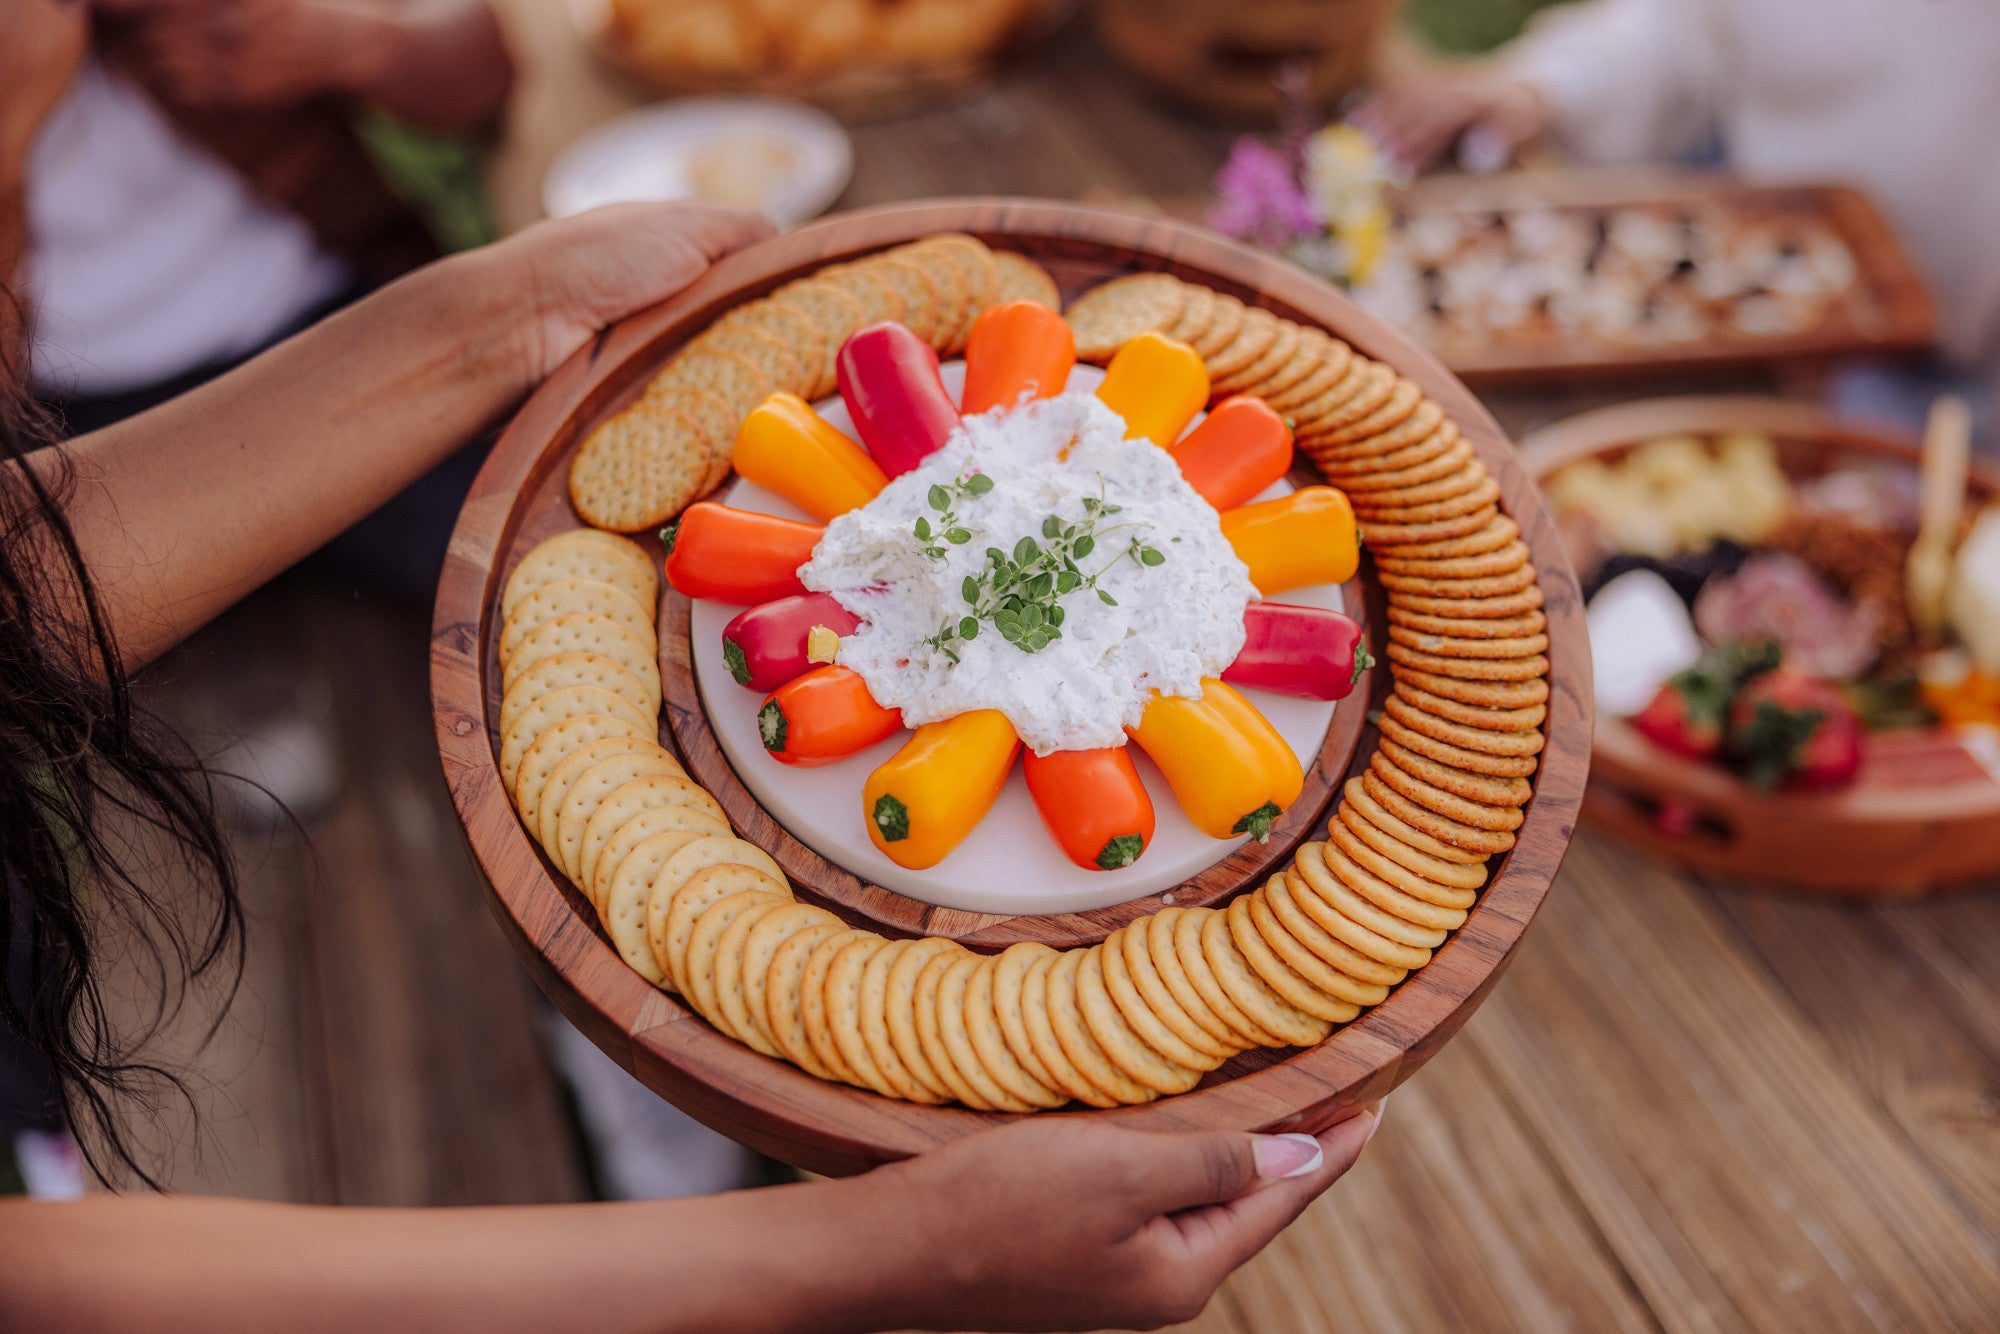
[799,391,1255,755]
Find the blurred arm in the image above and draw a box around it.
[13,204,768,668]
[1503,0,1727,164]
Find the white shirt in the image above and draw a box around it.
[24,61,351,396]
[1507,0,2000,376]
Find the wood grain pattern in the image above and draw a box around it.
[432,199,1591,1175]
[1521,395,2000,895]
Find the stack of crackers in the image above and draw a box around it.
[514,260,1548,1112]
[568,233,1059,533]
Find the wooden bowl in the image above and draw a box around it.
[433,199,1591,1174]
[1521,395,2000,897]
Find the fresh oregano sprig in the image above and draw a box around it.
[925,489,1167,661]
[913,472,992,560]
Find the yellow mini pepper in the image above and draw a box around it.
[1127,680,1303,841]
[1095,332,1210,449]
[863,709,1020,869]
[1220,486,1359,594]
[733,392,888,522]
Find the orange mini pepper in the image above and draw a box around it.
[1022,745,1156,871]
[1095,332,1210,448]
[758,666,902,767]
[961,300,1075,415]
[1219,486,1359,594]
[862,709,1019,869]
[1127,680,1303,842]
[1169,396,1295,511]
[732,393,887,522]
[662,502,820,605]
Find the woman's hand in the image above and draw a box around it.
[846,1109,1382,1332]
[481,202,775,391]
[1351,43,1547,175]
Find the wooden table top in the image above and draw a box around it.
[481,10,2000,1328]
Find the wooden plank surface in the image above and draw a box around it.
[100,9,2000,1332]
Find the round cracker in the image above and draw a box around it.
[1311,399,1448,463]
[577,773,729,892]
[1265,867,1411,986]
[1361,504,1501,548]
[1372,750,1530,828]
[1226,894,1360,1025]
[1378,713,1540,779]
[1385,643,1549,682]
[1361,770,1518,856]
[1373,514,1522,561]
[1341,774,1492,867]
[567,406,712,533]
[989,943,1066,1091]
[501,577,653,663]
[1387,625,1549,661]
[1377,562,1538,601]
[591,802,729,916]
[1248,326,1336,406]
[1100,926,1229,1071]
[739,902,842,1055]
[1201,908,1336,1045]
[1324,433,1470,492]
[713,897,814,1056]
[1289,845,1437,970]
[1018,950,1119,1108]
[1385,603,1547,641]
[1117,920,1237,1062]
[1075,948,1204,1094]
[1335,803,1486,897]
[965,956,1066,1107]
[858,940,949,1104]
[1384,689,1547,752]
[503,530,655,624]
[1190,291,1249,360]
[1390,665,1550,711]
[800,928,871,1086]
[686,887,788,1035]
[499,685,652,796]
[870,256,949,346]
[653,837,791,989]
[600,830,703,980]
[1353,473,1503,524]
[913,950,991,1109]
[1266,334,1354,412]
[1164,283,1218,349]
[504,614,662,709]
[764,924,855,1080]
[824,935,900,1098]
[1144,907,1248,1050]
[1326,818,1478,918]
[1306,841,1458,946]
[693,323,802,395]
[1297,361,1396,437]
[513,725,651,843]
[1214,315,1301,396]
[1203,306,1282,382]
[501,653,655,739]
[1303,377,1422,448]
[1376,539,1532,581]
[1171,908,1284,1048]
[1065,273,1187,362]
[1046,949,1159,1104]
[545,746,685,873]
[992,251,1059,309]
[1385,583,1545,621]
[885,937,964,1102]
[1245,885,1392,1007]
[937,955,1035,1112]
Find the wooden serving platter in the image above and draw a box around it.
[1371,168,1937,388]
[433,200,1590,1174]
[1522,395,2000,897]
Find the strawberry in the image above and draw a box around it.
[1727,667,1864,791]
[1631,639,1781,761]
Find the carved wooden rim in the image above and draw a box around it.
[433,199,1592,1174]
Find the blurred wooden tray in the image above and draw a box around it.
[432,200,1590,1174]
[1380,169,1937,388]
[1522,395,2000,897]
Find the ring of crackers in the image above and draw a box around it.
[502,259,1560,1115]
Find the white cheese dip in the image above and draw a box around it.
[800,392,1254,755]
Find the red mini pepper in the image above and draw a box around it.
[1222,603,1374,701]
[662,502,819,605]
[719,592,862,693]
[758,665,903,767]
[1022,746,1156,871]
[960,300,1075,415]
[836,322,961,478]
[1169,396,1295,512]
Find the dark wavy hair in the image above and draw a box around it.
[1,350,244,1189]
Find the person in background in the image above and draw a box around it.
[0,199,1382,1332]
[1354,0,2000,445]
[2,0,513,433]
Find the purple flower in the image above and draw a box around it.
[1207,137,1319,248]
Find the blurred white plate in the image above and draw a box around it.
[542,97,853,229]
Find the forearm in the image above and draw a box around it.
[0,1182,915,1334]
[342,0,515,131]
[24,247,536,667]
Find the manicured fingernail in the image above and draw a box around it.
[1362,1101,1387,1146]
[1253,1133,1323,1180]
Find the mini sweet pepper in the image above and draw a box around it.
[1127,680,1303,841]
[862,709,1020,869]
[836,322,961,478]
[662,502,820,605]
[1095,332,1210,448]
[733,393,887,522]
[1219,486,1359,594]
